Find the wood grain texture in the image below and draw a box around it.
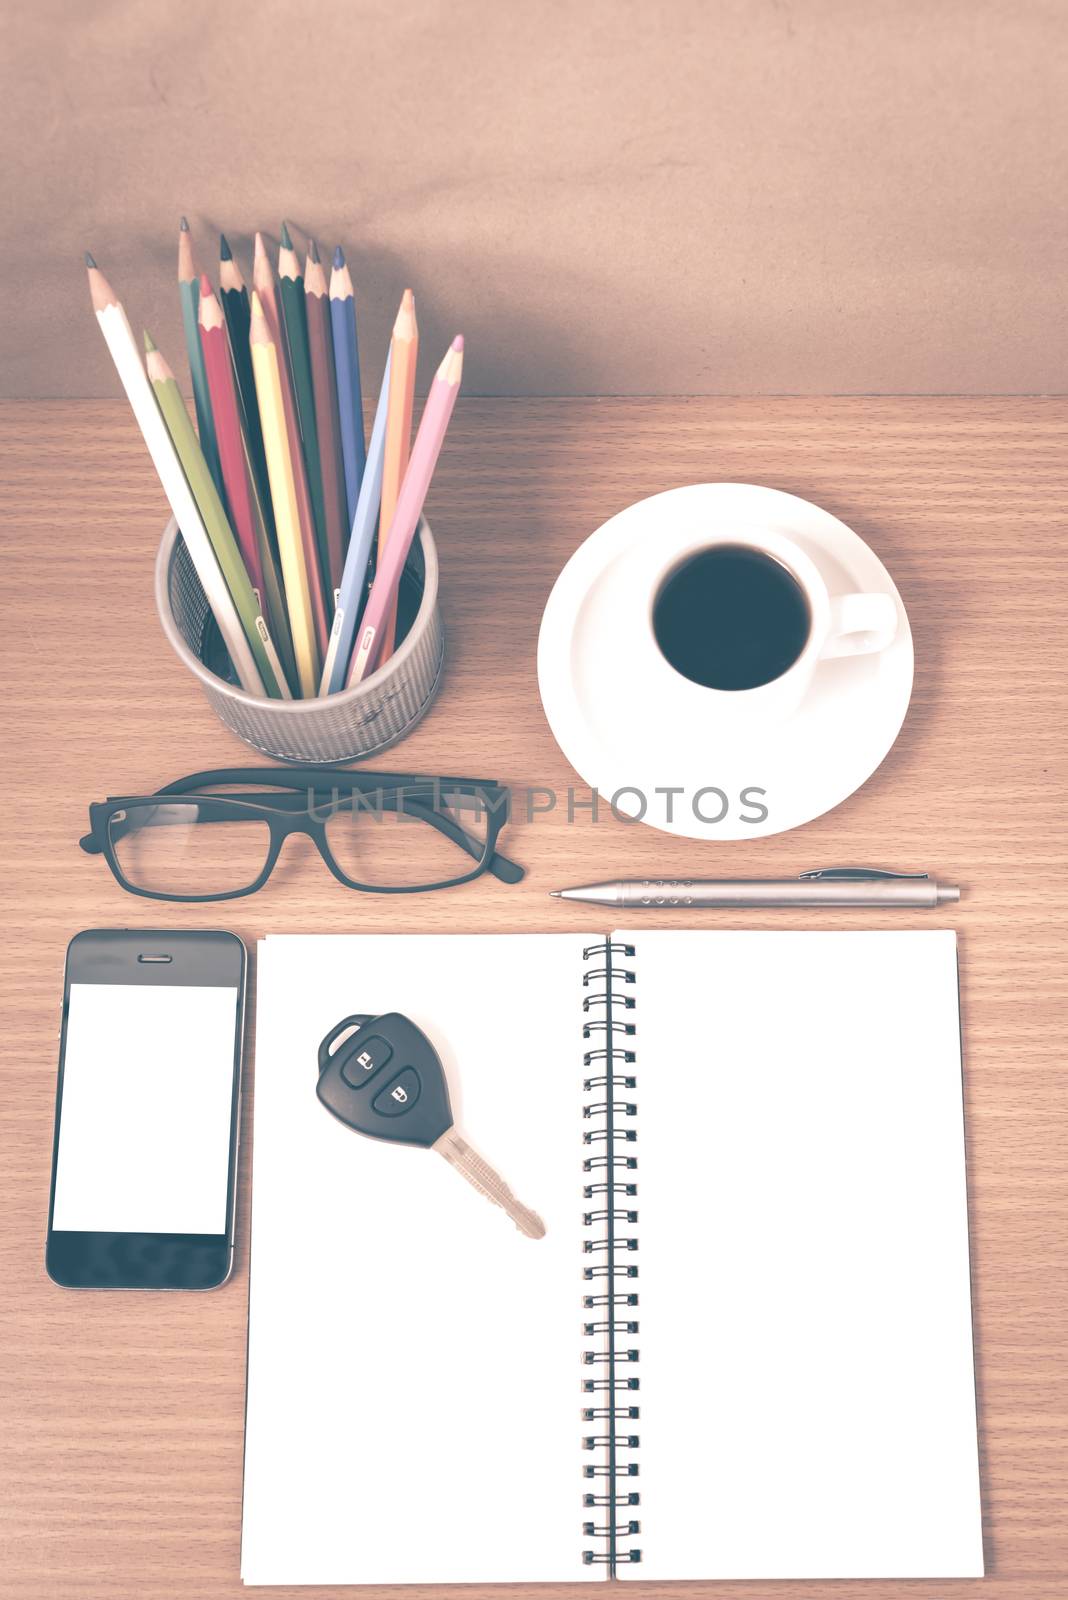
[0,398,1066,1599]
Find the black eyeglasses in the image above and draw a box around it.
[80,767,524,902]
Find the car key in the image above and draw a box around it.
[316,1012,546,1240]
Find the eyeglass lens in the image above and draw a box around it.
[107,787,495,896]
[108,802,272,896]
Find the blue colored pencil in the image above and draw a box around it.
[329,246,366,530]
[319,348,392,696]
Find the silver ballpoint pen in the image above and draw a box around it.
[550,868,961,909]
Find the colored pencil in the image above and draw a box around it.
[249,291,321,696]
[278,223,330,608]
[241,427,299,696]
[304,240,348,592]
[347,336,463,686]
[85,256,264,695]
[146,333,289,700]
[219,233,274,544]
[378,288,418,659]
[329,245,366,527]
[177,218,224,497]
[197,276,265,597]
[253,232,329,656]
[196,273,298,694]
[319,348,392,696]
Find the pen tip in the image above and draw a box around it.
[219,231,232,260]
[179,215,189,232]
[549,890,561,898]
[280,219,293,249]
[84,250,97,269]
[332,244,345,269]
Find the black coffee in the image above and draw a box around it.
[653,545,811,690]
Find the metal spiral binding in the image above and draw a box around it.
[581,939,641,1571]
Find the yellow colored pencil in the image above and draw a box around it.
[253,231,330,654]
[377,289,418,659]
[249,290,321,695]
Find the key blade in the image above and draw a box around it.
[433,1130,546,1240]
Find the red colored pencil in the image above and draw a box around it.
[197,275,265,595]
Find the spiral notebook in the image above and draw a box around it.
[242,930,983,1586]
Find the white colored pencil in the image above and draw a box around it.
[85,253,265,695]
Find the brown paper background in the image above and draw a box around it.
[3,0,1066,397]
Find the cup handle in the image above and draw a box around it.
[820,593,899,659]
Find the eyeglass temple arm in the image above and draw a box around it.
[154,766,505,795]
[80,798,252,854]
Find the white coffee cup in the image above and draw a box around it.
[643,524,898,729]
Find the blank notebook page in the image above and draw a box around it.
[619,928,983,1580]
[242,932,594,1587]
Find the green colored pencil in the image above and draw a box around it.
[219,233,277,556]
[145,332,289,700]
[177,218,224,498]
[243,427,300,694]
[278,222,331,617]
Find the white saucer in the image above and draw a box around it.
[537,483,914,840]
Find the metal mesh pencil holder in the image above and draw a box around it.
[155,517,445,765]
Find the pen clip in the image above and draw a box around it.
[799,867,930,882]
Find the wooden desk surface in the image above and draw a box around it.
[1,398,1066,1599]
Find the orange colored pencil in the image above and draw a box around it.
[304,240,348,592]
[252,232,329,655]
[377,289,418,659]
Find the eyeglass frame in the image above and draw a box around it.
[79,766,525,902]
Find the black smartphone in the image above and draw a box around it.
[46,929,246,1290]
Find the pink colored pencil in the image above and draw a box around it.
[346,336,464,686]
[197,274,265,596]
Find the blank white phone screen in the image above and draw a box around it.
[52,983,239,1234]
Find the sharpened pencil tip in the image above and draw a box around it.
[199,272,213,298]
[451,335,464,352]
[333,245,345,269]
[84,251,97,269]
[280,220,293,249]
[308,237,320,264]
[219,232,232,261]
[250,290,264,317]
[401,287,414,310]
[143,330,156,352]
[180,215,189,232]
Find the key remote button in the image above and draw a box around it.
[339,1035,392,1089]
[373,1068,421,1117]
